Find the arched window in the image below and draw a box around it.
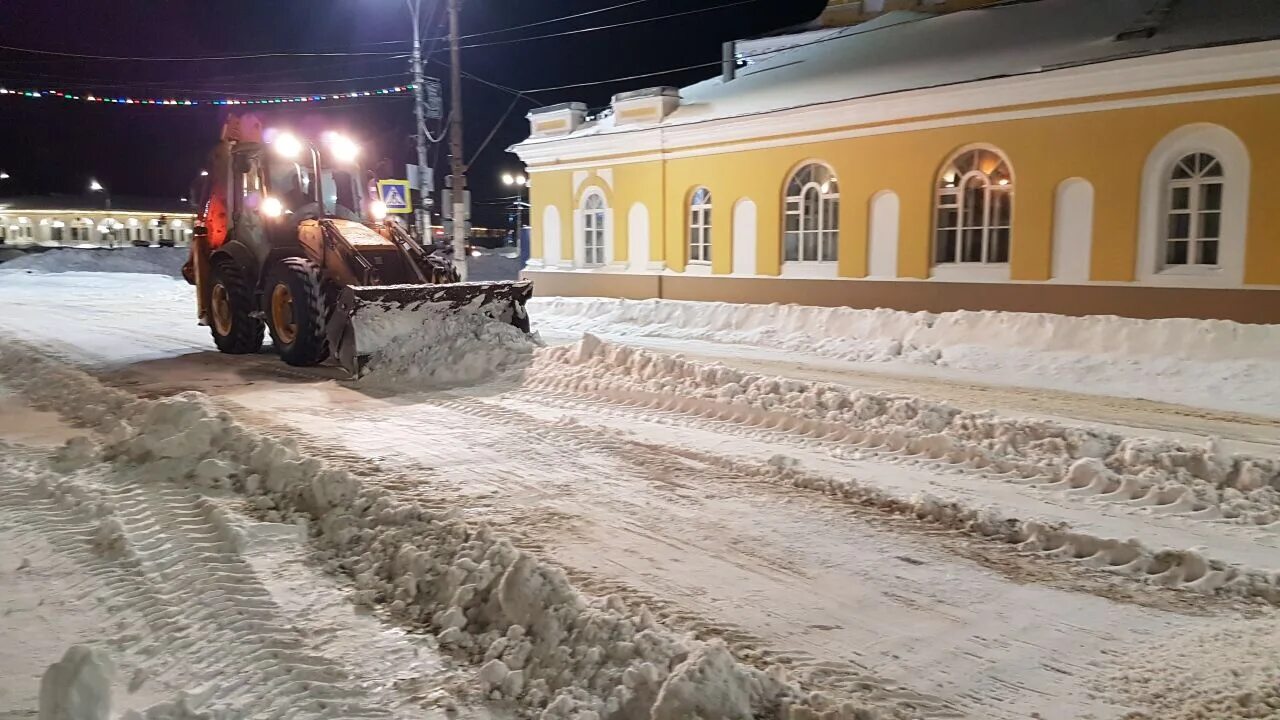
[935,147,1012,265]
[1163,153,1223,267]
[784,163,838,263]
[688,187,712,264]
[581,191,607,267]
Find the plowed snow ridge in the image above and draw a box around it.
[0,342,891,720]
[531,297,1280,416]
[522,335,1280,602]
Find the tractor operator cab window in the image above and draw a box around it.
[267,158,318,216]
[232,152,265,220]
[321,169,363,222]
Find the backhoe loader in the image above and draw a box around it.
[184,115,532,377]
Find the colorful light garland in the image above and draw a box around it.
[0,83,416,107]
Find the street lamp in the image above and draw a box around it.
[0,171,10,180]
[502,172,530,246]
[89,178,110,210]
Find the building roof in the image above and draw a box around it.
[530,0,1280,143]
[0,194,194,215]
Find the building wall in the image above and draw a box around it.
[0,209,195,248]
[526,84,1280,295]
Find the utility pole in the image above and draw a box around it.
[447,0,468,281]
[407,0,431,239]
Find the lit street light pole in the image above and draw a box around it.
[89,178,110,210]
[0,171,10,180]
[502,172,528,244]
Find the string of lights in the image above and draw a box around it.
[0,83,417,107]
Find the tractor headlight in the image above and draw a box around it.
[272,132,303,159]
[324,132,360,164]
[261,196,285,218]
[370,200,388,221]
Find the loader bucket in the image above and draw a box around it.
[327,280,533,378]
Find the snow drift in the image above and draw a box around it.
[525,335,1280,603]
[530,297,1280,416]
[0,247,188,278]
[0,342,883,720]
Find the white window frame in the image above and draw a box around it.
[578,190,609,268]
[688,186,712,266]
[932,147,1013,279]
[783,163,839,270]
[1137,124,1248,287]
[1161,152,1224,271]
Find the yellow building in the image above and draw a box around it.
[0,196,195,249]
[512,0,1280,323]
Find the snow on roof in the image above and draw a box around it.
[543,0,1280,141]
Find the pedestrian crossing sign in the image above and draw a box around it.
[377,180,413,214]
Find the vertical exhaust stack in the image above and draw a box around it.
[722,41,738,83]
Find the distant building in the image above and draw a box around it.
[512,0,1280,323]
[0,195,195,248]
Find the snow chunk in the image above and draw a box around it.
[39,645,114,720]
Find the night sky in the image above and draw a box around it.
[0,0,824,226]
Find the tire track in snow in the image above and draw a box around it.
[0,444,411,719]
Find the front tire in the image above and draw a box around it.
[265,257,329,367]
[209,258,264,354]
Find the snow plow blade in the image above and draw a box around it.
[327,280,533,378]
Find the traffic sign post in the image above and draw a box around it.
[377,180,413,215]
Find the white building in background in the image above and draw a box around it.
[0,196,196,249]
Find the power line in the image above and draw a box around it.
[519,61,721,94]
[456,0,655,40]
[466,94,525,169]
[454,0,761,50]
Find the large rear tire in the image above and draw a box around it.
[265,257,330,367]
[209,258,265,354]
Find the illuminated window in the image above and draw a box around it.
[935,147,1013,265]
[784,163,838,262]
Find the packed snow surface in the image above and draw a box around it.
[0,342,882,720]
[531,297,1280,417]
[0,247,188,277]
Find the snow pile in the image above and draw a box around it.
[0,247,188,277]
[530,298,1280,416]
[1097,613,1280,719]
[355,300,541,389]
[0,343,884,720]
[526,336,1280,601]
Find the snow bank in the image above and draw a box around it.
[0,343,879,720]
[530,298,1280,415]
[0,247,188,278]
[525,336,1280,602]
[355,299,540,390]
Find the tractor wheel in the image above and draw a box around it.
[209,258,264,355]
[265,257,330,367]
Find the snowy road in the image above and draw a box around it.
[2,268,1279,720]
